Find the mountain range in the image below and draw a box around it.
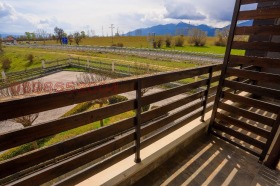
[126,20,253,37]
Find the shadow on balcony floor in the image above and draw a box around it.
[133,135,280,186]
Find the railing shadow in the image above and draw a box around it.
[133,135,279,186]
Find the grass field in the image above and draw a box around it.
[21,36,244,55]
[0,46,201,73]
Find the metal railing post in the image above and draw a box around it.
[135,79,142,163]
[201,66,213,122]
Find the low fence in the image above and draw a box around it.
[0,57,165,89]
[0,64,222,185]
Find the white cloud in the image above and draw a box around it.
[0,2,15,18]
[164,0,206,20]
[0,1,72,34]
[0,0,243,35]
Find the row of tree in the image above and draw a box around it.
[17,26,230,47]
[149,27,229,48]
[18,27,88,45]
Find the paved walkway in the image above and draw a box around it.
[134,135,280,186]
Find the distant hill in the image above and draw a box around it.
[126,22,216,36]
[126,21,253,37]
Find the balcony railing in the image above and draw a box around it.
[0,64,221,185]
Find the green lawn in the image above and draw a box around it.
[0,47,199,73]
[165,45,245,56]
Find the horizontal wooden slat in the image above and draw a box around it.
[142,91,204,123]
[241,0,278,5]
[238,8,280,20]
[0,100,136,152]
[141,64,222,88]
[215,112,270,138]
[11,132,135,186]
[232,41,280,52]
[229,55,280,69]
[142,79,207,106]
[222,92,280,114]
[227,68,280,84]
[0,117,134,179]
[210,131,261,157]
[212,122,266,149]
[223,80,280,100]
[218,102,275,126]
[141,102,204,136]
[0,80,136,121]
[142,102,214,150]
[54,146,135,186]
[235,25,280,35]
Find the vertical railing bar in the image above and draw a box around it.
[201,67,213,122]
[135,79,142,163]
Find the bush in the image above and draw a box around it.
[152,38,163,49]
[1,58,11,71]
[117,43,124,47]
[26,54,34,66]
[109,95,128,104]
[152,41,157,49]
[175,36,184,47]
[188,28,207,47]
[165,36,172,47]
[215,28,229,47]
[62,101,93,117]
[157,38,163,48]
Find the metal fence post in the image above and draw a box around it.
[135,79,142,163]
[201,66,213,122]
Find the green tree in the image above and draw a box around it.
[74,31,86,45]
[81,31,86,38]
[73,32,82,45]
[54,27,65,45]
[25,32,31,41]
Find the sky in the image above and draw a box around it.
[0,0,240,36]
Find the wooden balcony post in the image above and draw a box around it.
[135,79,142,163]
[201,66,213,122]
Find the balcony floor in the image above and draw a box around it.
[133,135,280,186]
